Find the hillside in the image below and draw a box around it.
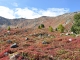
[0,11,80,60]
[0,11,79,30]
[0,28,80,60]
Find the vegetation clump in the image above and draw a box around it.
[71,13,80,34]
[49,26,53,32]
[38,24,45,29]
[7,26,11,30]
[57,24,65,33]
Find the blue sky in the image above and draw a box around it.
[0,0,80,19]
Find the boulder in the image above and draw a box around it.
[9,52,19,60]
[25,37,29,40]
[10,43,18,48]
[42,41,49,44]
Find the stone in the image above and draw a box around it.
[7,31,10,34]
[25,37,29,40]
[4,52,8,56]
[48,34,51,37]
[42,41,49,44]
[65,33,69,35]
[71,32,73,34]
[10,43,18,48]
[76,35,79,37]
[68,38,72,42]
[38,35,42,38]
[7,31,10,33]
[9,52,19,60]
[7,40,12,44]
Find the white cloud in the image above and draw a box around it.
[0,6,15,19]
[0,6,69,19]
[40,8,69,16]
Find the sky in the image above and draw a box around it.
[0,0,80,19]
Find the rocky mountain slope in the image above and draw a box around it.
[0,11,79,30]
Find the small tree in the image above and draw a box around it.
[74,13,80,22]
[40,24,45,28]
[71,24,80,34]
[7,26,11,30]
[57,24,64,33]
[71,13,80,34]
[49,26,53,32]
[38,25,41,29]
[55,28,57,31]
[38,24,45,29]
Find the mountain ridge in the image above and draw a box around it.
[0,11,80,30]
